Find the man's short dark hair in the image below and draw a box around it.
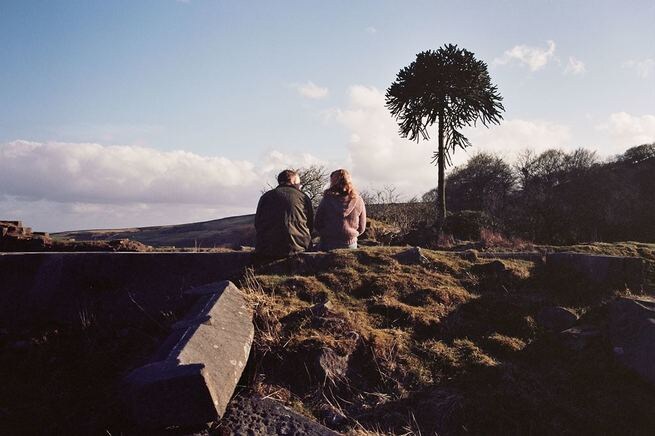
[277,169,299,185]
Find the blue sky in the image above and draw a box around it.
[1,1,654,231]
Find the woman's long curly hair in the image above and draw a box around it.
[325,169,357,198]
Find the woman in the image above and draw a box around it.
[315,169,367,250]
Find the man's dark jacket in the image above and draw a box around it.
[255,185,314,257]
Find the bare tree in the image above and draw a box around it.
[297,165,329,207]
[360,185,401,205]
[263,165,329,207]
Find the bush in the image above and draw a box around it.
[443,210,496,241]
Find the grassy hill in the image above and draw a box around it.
[53,214,256,249]
[239,246,655,435]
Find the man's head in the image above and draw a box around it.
[277,169,300,188]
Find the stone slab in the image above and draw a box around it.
[125,280,254,429]
[546,252,645,291]
[218,394,339,435]
[478,251,546,262]
[609,296,655,386]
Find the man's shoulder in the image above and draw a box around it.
[277,185,309,200]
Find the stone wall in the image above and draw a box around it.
[0,252,253,330]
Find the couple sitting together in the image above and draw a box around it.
[254,168,367,259]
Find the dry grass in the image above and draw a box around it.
[234,245,655,435]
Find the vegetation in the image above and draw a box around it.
[240,247,655,435]
[438,144,655,244]
[386,44,504,232]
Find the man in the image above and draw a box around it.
[254,169,314,258]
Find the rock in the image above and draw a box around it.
[125,281,254,429]
[536,306,579,332]
[218,394,339,435]
[471,260,507,276]
[609,296,655,386]
[394,247,430,265]
[546,252,646,292]
[559,325,600,351]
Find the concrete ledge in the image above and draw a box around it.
[546,252,645,291]
[478,251,546,262]
[125,281,254,429]
[0,252,253,328]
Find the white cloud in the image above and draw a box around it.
[365,26,377,34]
[596,112,655,146]
[329,86,576,197]
[494,40,556,71]
[623,58,655,78]
[332,86,436,196]
[0,141,260,204]
[0,141,323,231]
[295,81,329,99]
[464,119,573,160]
[564,56,586,75]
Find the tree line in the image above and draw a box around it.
[423,143,655,244]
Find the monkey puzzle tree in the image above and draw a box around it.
[386,44,504,232]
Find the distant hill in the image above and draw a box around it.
[53,214,256,248]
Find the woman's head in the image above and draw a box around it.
[326,169,356,197]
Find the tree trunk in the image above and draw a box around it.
[435,111,447,234]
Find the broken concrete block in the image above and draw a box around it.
[125,281,254,429]
[609,296,655,386]
[218,394,339,435]
[536,306,579,332]
[546,252,646,291]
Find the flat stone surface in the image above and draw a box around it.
[218,394,339,435]
[609,296,655,386]
[546,252,645,291]
[125,281,254,429]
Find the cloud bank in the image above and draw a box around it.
[597,112,655,147]
[0,141,322,231]
[4,96,648,232]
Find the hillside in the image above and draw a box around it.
[53,214,256,249]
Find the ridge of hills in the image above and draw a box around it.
[53,214,257,249]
